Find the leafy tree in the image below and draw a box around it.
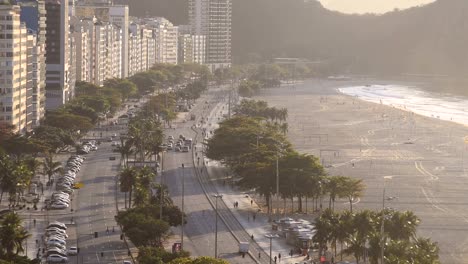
[116,211,170,247]
[73,96,110,115]
[75,81,100,96]
[65,103,99,124]
[32,126,74,153]
[0,124,15,145]
[137,247,190,264]
[1,135,45,159]
[341,178,365,212]
[104,78,137,100]
[44,111,93,133]
[238,80,260,97]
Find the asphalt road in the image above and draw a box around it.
[68,129,130,264]
[162,88,258,263]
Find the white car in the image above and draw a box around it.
[50,203,69,209]
[46,241,67,250]
[67,246,78,256]
[47,254,68,263]
[111,141,118,146]
[47,232,68,239]
[48,222,67,229]
[90,146,98,151]
[47,238,66,244]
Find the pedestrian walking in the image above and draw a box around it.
[253,213,256,221]
[251,200,253,206]
[278,253,281,262]
[289,249,293,257]
[33,219,36,226]
[258,252,261,259]
[274,256,277,263]
[106,227,109,234]
[251,234,254,240]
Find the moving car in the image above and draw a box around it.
[67,246,78,256]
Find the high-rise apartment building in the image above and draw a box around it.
[178,23,205,65]
[15,0,47,126]
[178,34,193,64]
[75,3,129,77]
[45,0,71,110]
[188,0,231,70]
[147,17,178,65]
[0,3,29,132]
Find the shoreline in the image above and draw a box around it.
[256,78,468,263]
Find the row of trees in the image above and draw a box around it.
[206,99,365,215]
[117,64,219,263]
[314,209,439,264]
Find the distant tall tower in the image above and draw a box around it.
[45,0,71,109]
[189,0,231,70]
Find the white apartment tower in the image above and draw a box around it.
[75,3,129,77]
[0,3,29,132]
[189,0,231,70]
[149,17,178,65]
[16,0,47,127]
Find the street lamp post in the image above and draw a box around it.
[381,176,393,264]
[213,194,223,258]
[276,154,279,221]
[160,151,164,220]
[181,163,185,250]
[265,233,279,264]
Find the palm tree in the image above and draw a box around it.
[409,237,440,264]
[313,213,332,259]
[23,157,41,193]
[117,138,134,166]
[41,153,63,182]
[119,167,137,208]
[0,212,30,258]
[325,176,347,211]
[343,233,365,264]
[152,184,173,206]
[337,210,354,260]
[387,210,420,241]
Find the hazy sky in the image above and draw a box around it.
[318,0,436,14]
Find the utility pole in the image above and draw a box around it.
[181,163,185,250]
[213,194,223,258]
[276,155,279,221]
[160,151,164,220]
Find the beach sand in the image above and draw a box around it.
[255,78,468,263]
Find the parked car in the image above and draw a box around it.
[46,254,68,263]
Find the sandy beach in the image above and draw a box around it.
[255,78,468,263]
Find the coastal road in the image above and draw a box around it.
[162,88,258,263]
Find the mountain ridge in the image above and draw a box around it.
[123,0,468,76]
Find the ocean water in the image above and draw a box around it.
[338,84,468,126]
